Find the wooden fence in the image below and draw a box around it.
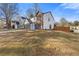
[53,26,70,32]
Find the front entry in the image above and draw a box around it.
[49,25,52,29]
[12,25,15,29]
[35,24,41,29]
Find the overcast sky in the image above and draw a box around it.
[18,3,79,22]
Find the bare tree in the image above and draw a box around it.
[33,3,42,16]
[60,18,69,26]
[74,20,79,26]
[26,8,34,19]
[0,3,18,29]
[26,3,42,19]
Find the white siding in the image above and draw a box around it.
[43,13,54,29]
[15,23,18,29]
[30,23,35,30]
[11,22,18,29]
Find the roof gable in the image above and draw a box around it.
[21,17,32,24]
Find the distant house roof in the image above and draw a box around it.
[24,19,29,24]
[21,17,26,19]
[21,16,32,24]
[12,20,19,23]
[30,17,37,23]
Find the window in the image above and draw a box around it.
[48,18,50,21]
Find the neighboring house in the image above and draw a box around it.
[24,11,55,30]
[0,16,22,29]
[11,21,20,29]
[11,15,26,29]
[70,26,79,30]
[0,19,20,29]
[70,26,79,33]
[12,15,25,29]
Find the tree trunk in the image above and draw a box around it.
[6,19,11,29]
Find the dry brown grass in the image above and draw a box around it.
[0,30,79,56]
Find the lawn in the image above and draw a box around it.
[0,30,79,56]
